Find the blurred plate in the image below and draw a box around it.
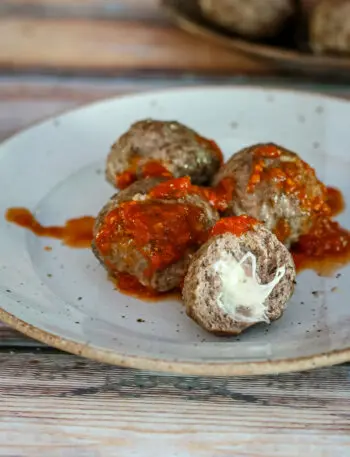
[162,0,350,78]
[1,86,350,375]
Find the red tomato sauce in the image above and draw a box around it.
[112,272,181,301]
[149,176,235,212]
[289,185,348,275]
[5,208,95,248]
[94,199,207,278]
[194,134,224,164]
[5,171,350,300]
[291,216,350,275]
[116,134,223,190]
[209,215,259,238]
[274,218,291,244]
[327,186,345,217]
[247,144,330,218]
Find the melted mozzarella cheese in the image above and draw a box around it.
[213,252,286,324]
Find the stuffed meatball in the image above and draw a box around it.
[92,177,219,292]
[106,119,223,189]
[213,143,330,246]
[183,216,296,335]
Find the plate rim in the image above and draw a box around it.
[1,307,350,375]
[2,84,350,376]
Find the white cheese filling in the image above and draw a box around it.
[213,252,286,324]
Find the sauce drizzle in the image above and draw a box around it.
[116,134,223,190]
[246,144,330,218]
[113,272,181,301]
[95,198,207,278]
[209,215,259,239]
[291,217,350,275]
[327,186,345,217]
[5,207,95,248]
[149,176,235,212]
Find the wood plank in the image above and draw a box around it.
[0,75,201,141]
[1,0,157,9]
[2,75,350,142]
[0,327,39,346]
[0,353,349,456]
[0,17,269,74]
[0,0,161,20]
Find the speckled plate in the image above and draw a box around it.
[1,86,350,376]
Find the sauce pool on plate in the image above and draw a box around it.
[5,207,95,248]
[113,272,181,301]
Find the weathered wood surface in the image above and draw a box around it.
[0,0,269,74]
[0,75,170,141]
[0,0,159,15]
[0,352,349,456]
[2,74,350,141]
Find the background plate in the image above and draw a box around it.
[162,0,350,79]
[1,86,350,376]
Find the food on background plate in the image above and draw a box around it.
[213,143,330,247]
[106,119,223,189]
[191,0,350,57]
[309,0,350,55]
[92,177,219,292]
[183,216,295,335]
[198,0,296,39]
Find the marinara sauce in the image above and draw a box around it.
[5,208,94,248]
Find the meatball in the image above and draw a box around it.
[106,119,223,189]
[213,143,330,247]
[183,216,296,336]
[310,0,350,55]
[198,0,295,39]
[92,177,219,292]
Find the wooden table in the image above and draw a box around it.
[1,1,350,455]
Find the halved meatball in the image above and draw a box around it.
[106,119,223,189]
[213,143,330,246]
[183,216,296,336]
[199,0,295,39]
[92,177,219,292]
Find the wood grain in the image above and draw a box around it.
[0,0,162,20]
[0,17,269,74]
[0,352,349,456]
[1,0,158,10]
[2,74,350,141]
[0,75,168,141]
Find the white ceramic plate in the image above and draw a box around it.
[1,87,350,376]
